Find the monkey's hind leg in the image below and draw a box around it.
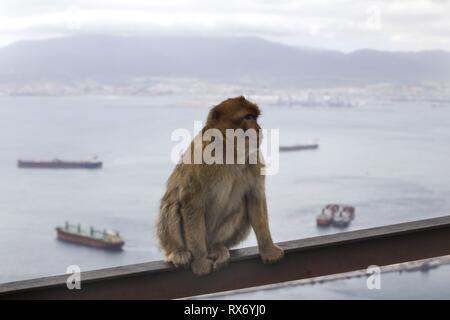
[158,202,192,268]
[208,245,230,271]
[207,212,251,271]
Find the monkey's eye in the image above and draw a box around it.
[244,114,256,121]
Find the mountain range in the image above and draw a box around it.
[0,35,449,85]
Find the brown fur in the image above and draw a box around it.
[157,96,284,275]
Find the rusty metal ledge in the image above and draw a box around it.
[2,215,450,299]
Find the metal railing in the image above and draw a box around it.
[2,215,450,299]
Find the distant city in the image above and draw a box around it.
[1,35,449,106]
[1,78,449,109]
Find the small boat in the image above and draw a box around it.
[342,206,355,220]
[316,205,339,227]
[56,222,124,251]
[316,204,355,228]
[332,205,355,228]
[18,159,102,169]
[316,211,332,227]
[279,144,319,152]
[332,211,352,228]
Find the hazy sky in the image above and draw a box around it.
[0,0,449,51]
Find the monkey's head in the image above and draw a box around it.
[206,96,261,132]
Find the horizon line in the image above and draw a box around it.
[1,34,449,55]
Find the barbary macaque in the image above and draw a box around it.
[157,96,284,275]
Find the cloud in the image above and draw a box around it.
[0,0,449,51]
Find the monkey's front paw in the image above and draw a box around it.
[260,244,284,264]
[191,257,214,276]
[166,250,192,268]
[208,246,230,271]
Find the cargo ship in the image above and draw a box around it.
[279,144,319,152]
[56,222,124,251]
[18,159,102,169]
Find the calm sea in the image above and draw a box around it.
[1,95,450,298]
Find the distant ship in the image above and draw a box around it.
[18,159,102,169]
[56,222,124,251]
[316,204,355,228]
[332,206,355,228]
[279,144,319,152]
[316,204,340,227]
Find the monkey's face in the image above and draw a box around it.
[207,96,262,132]
[226,98,262,132]
[240,113,261,132]
[205,96,263,163]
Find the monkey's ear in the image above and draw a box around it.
[237,96,246,102]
